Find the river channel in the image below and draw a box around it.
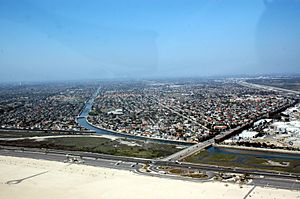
[76,88,192,146]
[77,88,300,165]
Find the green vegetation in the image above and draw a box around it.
[183,173,208,178]
[0,137,181,159]
[89,110,99,116]
[206,153,236,161]
[245,157,268,165]
[184,149,300,173]
[0,131,60,138]
[248,78,300,92]
[159,166,208,179]
[168,168,182,174]
[185,150,237,166]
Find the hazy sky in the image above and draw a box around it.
[0,0,300,82]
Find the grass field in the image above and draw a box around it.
[0,130,91,138]
[248,78,300,91]
[0,131,55,138]
[0,136,182,159]
[184,148,300,173]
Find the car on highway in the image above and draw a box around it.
[131,163,138,167]
[175,160,182,165]
[115,161,122,166]
[158,171,166,174]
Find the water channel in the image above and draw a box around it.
[76,88,300,163]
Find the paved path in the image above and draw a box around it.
[1,147,300,191]
[243,185,256,199]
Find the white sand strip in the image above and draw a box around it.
[0,155,299,199]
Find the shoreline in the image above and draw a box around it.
[1,155,300,199]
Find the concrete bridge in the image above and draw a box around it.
[163,139,214,161]
[164,81,300,162]
[163,126,243,161]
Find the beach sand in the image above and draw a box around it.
[0,155,299,199]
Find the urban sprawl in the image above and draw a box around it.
[0,79,295,144]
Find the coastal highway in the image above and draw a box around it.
[239,81,300,95]
[0,147,141,172]
[1,146,300,191]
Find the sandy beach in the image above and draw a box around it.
[0,155,299,199]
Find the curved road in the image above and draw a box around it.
[1,146,300,191]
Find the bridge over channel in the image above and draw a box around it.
[163,126,243,161]
[164,81,300,162]
[162,139,214,161]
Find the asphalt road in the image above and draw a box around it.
[1,147,300,191]
[0,148,140,172]
[163,139,214,161]
[250,176,300,190]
